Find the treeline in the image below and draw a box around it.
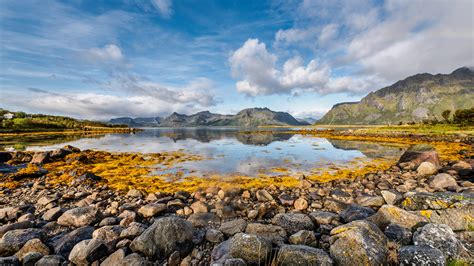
[0,109,128,132]
[398,107,474,126]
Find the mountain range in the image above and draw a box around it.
[108,108,309,127]
[318,67,474,124]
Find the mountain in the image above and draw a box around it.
[108,108,307,127]
[318,67,474,125]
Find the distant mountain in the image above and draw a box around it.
[318,67,474,125]
[108,108,307,127]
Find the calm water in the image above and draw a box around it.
[1,128,404,176]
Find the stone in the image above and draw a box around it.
[323,198,348,213]
[42,207,63,221]
[0,151,12,163]
[275,245,333,266]
[122,253,151,266]
[138,203,167,218]
[272,213,315,235]
[130,217,194,258]
[15,238,49,261]
[0,256,19,266]
[190,201,209,213]
[330,220,388,266]
[247,210,258,219]
[256,190,273,202]
[68,239,108,265]
[0,221,33,238]
[120,222,147,239]
[288,230,317,246]
[211,240,231,263]
[384,224,412,245]
[367,205,427,230]
[401,192,473,211]
[0,228,45,256]
[309,211,339,225]
[229,233,272,265]
[50,226,94,258]
[380,190,402,205]
[245,223,287,244]
[398,245,445,266]
[0,207,21,222]
[118,210,136,227]
[219,219,247,237]
[224,258,247,266]
[71,172,102,186]
[100,248,125,266]
[23,252,44,265]
[339,204,375,223]
[34,255,65,266]
[429,173,458,190]
[413,223,463,260]
[50,148,72,159]
[99,217,119,226]
[187,212,220,227]
[126,189,144,198]
[37,195,58,206]
[57,206,100,227]
[294,198,309,211]
[92,225,122,246]
[417,162,437,176]
[206,229,224,243]
[278,193,295,206]
[452,161,472,170]
[398,144,440,168]
[356,195,384,208]
[31,152,50,164]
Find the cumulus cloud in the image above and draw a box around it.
[87,44,124,62]
[151,0,173,18]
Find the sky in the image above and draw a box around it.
[1,0,473,120]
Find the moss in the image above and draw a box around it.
[419,210,432,219]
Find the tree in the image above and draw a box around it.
[453,107,474,125]
[441,110,451,123]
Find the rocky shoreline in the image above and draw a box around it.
[0,143,473,265]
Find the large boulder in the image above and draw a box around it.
[187,212,220,227]
[68,239,108,265]
[49,226,94,258]
[130,217,194,259]
[417,162,438,176]
[367,205,427,230]
[398,144,440,169]
[339,204,375,223]
[31,152,50,164]
[330,220,388,266]
[271,213,315,235]
[429,173,458,190]
[413,223,464,260]
[398,245,445,266]
[245,223,287,244]
[229,233,272,265]
[0,228,45,256]
[14,238,50,261]
[57,207,101,227]
[274,245,333,266]
[219,219,247,237]
[137,203,167,218]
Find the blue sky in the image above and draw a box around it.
[1,0,473,119]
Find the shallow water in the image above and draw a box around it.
[1,127,404,176]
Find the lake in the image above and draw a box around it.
[1,128,405,177]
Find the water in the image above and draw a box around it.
[1,128,404,176]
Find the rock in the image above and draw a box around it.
[126,189,143,198]
[37,195,58,206]
[68,239,108,265]
[121,253,151,266]
[92,225,122,246]
[50,148,72,159]
[429,173,458,190]
[120,222,147,239]
[187,212,220,228]
[118,210,136,227]
[0,228,45,256]
[339,204,375,223]
[130,217,194,258]
[245,223,287,244]
[398,144,440,168]
[219,219,247,237]
[0,152,12,163]
[50,226,94,258]
[0,256,19,266]
[272,213,315,235]
[15,238,49,261]
[190,201,209,213]
[99,217,119,226]
[211,239,231,263]
[42,207,63,221]
[31,152,50,164]
[206,229,224,243]
[309,211,339,225]
[275,245,333,266]
[247,210,258,220]
[452,161,472,170]
[401,192,473,211]
[256,190,273,202]
[0,207,21,222]
[57,206,100,227]
[380,190,402,205]
[384,224,412,245]
[417,162,438,176]
[278,193,295,206]
[367,205,427,230]
[288,230,317,246]
[323,198,348,213]
[413,223,463,260]
[398,245,445,266]
[356,195,384,208]
[100,248,125,266]
[229,233,272,265]
[71,172,102,186]
[23,252,44,265]
[330,220,388,266]
[224,258,247,266]
[34,255,65,265]
[294,198,308,211]
[0,221,33,238]
[137,203,167,218]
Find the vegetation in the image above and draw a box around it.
[452,107,474,125]
[0,109,128,133]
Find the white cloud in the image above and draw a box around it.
[152,0,173,18]
[87,44,124,62]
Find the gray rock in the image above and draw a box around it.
[0,256,19,266]
[211,239,231,263]
[31,152,50,164]
[384,224,412,245]
[137,203,167,218]
[206,229,224,243]
[309,211,339,225]
[417,162,438,176]
[120,222,147,239]
[275,245,333,266]
[272,213,315,235]
[0,221,33,238]
[126,189,143,198]
[229,233,272,265]
[33,255,65,266]
[57,206,100,227]
[42,207,63,222]
[219,219,247,237]
[356,195,384,208]
[256,189,274,202]
[224,258,247,266]
[398,144,440,168]
[68,239,108,265]
[23,252,44,266]
[413,223,463,260]
[380,190,402,205]
[401,192,473,211]
[398,245,445,266]
[0,207,21,222]
[429,173,458,190]
[92,225,122,247]
[187,212,220,227]
[339,204,375,223]
[330,220,388,266]
[288,230,317,246]
[245,223,287,244]
[0,228,45,256]
[15,238,50,261]
[121,253,151,266]
[99,217,120,226]
[130,217,194,259]
[367,205,427,230]
[50,226,94,258]
[100,248,125,266]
